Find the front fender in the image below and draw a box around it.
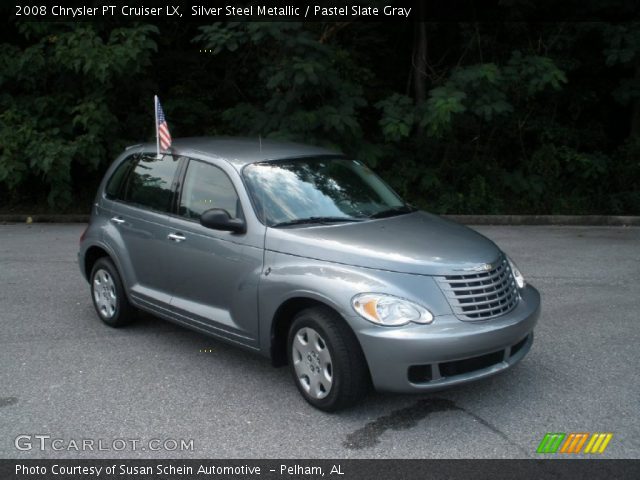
[258,250,453,354]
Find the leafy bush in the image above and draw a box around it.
[0,22,158,207]
[1,19,638,214]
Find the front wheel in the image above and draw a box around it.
[287,307,370,411]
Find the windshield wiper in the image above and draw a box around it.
[271,216,363,228]
[369,205,417,219]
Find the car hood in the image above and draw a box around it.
[265,211,503,276]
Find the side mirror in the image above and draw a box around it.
[200,208,246,234]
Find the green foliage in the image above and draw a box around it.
[417,53,566,138]
[421,86,467,137]
[376,93,415,141]
[602,23,640,109]
[0,22,158,206]
[504,51,567,93]
[0,19,638,214]
[195,22,367,145]
[603,23,640,66]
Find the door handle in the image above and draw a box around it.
[110,216,125,225]
[167,233,186,243]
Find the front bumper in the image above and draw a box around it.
[353,284,540,393]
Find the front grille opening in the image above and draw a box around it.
[462,293,518,319]
[510,336,528,357]
[408,364,433,383]
[439,256,520,321]
[439,350,504,377]
[461,291,516,312]
[446,269,494,281]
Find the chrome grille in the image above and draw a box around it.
[436,257,519,321]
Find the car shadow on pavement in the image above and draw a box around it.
[120,309,533,457]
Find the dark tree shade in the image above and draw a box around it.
[1,13,639,214]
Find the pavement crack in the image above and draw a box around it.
[343,397,529,456]
[460,408,530,457]
[0,397,18,408]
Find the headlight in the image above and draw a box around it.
[351,293,433,326]
[507,256,526,289]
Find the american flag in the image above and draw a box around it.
[155,96,172,151]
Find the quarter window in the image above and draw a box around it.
[178,160,241,220]
[122,155,180,212]
[105,156,135,200]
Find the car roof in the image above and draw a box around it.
[127,137,342,167]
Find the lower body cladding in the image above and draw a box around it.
[353,285,540,392]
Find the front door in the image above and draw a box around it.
[166,158,262,347]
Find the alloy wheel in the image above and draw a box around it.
[291,327,333,399]
[92,268,117,319]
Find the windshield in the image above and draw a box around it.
[242,157,411,227]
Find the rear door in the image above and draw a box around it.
[166,158,263,347]
[103,153,183,310]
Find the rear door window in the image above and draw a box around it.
[122,155,181,213]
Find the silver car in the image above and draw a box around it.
[78,137,540,411]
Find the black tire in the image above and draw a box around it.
[287,306,370,411]
[89,257,136,327]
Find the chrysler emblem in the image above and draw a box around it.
[456,262,495,272]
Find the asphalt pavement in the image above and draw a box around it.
[0,224,638,458]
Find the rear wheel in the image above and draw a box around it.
[288,306,369,411]
[90,257,135,327]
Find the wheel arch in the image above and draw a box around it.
[82,243,135,307]
[83,245,111,280]
[269,296,365,368]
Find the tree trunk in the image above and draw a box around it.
[630,64,640,139]
[412,4,427,137]
[412,19,427,105]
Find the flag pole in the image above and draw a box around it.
[154,95,160,158]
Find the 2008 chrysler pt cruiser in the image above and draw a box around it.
[78,137,540,411]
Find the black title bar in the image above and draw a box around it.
[1,459,640,480]
[5,1,640,23]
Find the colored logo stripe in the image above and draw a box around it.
[537,433,566,453]
[559,433,589,454]
[584,433,613,454]
[537,433,613,454]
